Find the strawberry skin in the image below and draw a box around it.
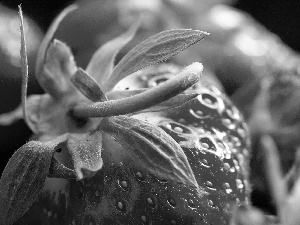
[15,64,250,225]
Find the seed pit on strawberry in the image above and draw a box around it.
[201,93,219,107]
[222,182,231,189]
[146,197,155,206]
[200,159,211,168]
[208,199,214,207]
[160,121,194,135]
[118,180,129,189]
[205,180,214,188]
[167,198,176,207]
[189,97,220,119]
[223,162,233,171]
[117,201,125,211]
[189,109,204,119]
[135,171,144,181]
[197,136,221,156]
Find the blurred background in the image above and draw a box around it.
[1,0,299,51]
[1,0,300,216]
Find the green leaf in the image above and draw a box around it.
[0,138,65,225]
[67,131,103,180]
[43,39,78,99]
[107,89,198,113]
[71,68,107,102]
[35,4,78,97]
[100,116,199,188]
[103,29,208,92]
[86,18,140,85]
[72,62,203,118]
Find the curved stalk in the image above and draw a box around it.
[72,62,203,118]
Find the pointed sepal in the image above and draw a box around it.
[42,39,77,99]
[86,18,141,85]
[100,116,199,188]
[35,5,78,97]
[71,68,107,102]
[0,137,65,225]
[104,29,208,91]
[67,131,103,180]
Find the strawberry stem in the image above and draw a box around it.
[72,62,203,118]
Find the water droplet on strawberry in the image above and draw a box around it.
[223,162,231,171]
[230,167,236,173]
[226,188,233,194]
[236,179,244,189]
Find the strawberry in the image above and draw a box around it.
[0,5,250,225]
